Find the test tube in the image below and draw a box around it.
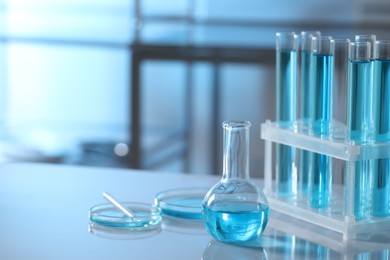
[309,36,334,208]
[347,42,373,220]
[299,31,320,195]
[355,34,376,133]
[332,39,351,126]
[355,34,376,58]
[372,40,390,217]
[275,32,298,196]
[300,31,321,122]
[332,39,350,185]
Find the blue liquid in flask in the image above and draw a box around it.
[203,201,269,243]
[203,121,269,243]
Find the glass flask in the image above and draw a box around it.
[202,120,269,243]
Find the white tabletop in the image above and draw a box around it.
[0,163,389,260]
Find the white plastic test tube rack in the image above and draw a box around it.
[261,120,390,241]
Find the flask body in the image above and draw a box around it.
[202,121,269,243]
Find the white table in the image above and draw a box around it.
[0,163,389,259]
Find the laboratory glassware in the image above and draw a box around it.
[275,32,298,196]
[299,31,321,195]
[202,120,269,243]
[331,39,351,185]
[309,36,334,208]
[347,42,374,220]
[372,40,390,217]
[355,34,376,58]
[332,39,351,127]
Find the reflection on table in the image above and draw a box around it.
[0,163,389,259]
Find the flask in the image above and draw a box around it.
[202,120,269,243]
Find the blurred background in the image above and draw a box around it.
[0,0,389,177]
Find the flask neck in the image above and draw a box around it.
[222,121,250,181]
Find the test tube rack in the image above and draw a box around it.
[261,120,390,241]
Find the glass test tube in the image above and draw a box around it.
[355,34,376,57]
[275,32,298,196]
[309,36,334,208]
[332,39,350,185]
[299,31,320,195]
[332,39,351,126]
[372,40,390,217]
[355,34,377,133]
[347,42,373,220]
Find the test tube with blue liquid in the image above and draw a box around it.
[299,31,320,195]
[355,34,376,135]
[275,32,298,196]
[332,39,350,127]
[372,40,390,217]
[309,36,334,208]
[331,39,350,185]
[347,42,373,220]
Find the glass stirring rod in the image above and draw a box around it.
[102,192,135,218]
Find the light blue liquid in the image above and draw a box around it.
[372,59,390,217]
[90,209,161,228]
[309,54,333,208]
[310,153,332,208]
[276,51,297,122]
[300,51,312,194]
[159,197,203,219]
[348,61,374,143]
[301,51,312,120]
[348,60,374,219]
[202,201,269,243]
[276,50,297,195]
[311,54,333,132]
[300,150,310,194]
[354,161,373,220]
[276,143,296,195]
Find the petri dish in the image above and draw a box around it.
[89,202,161,230]
[155,188,208,220]
[88,222,161,240]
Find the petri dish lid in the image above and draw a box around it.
[89,202,161,231]
[155,188,208,220]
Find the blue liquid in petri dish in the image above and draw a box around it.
[202,201,269,243]
[159,197,203,219]
[89,207,161,228]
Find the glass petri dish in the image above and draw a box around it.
[88,222,161,240]
[155,188,208,220]
[89,202,161,230]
